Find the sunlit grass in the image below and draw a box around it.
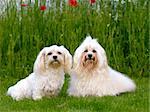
[0,76,149,112]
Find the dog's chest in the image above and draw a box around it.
[76,75,100,89]
[41,75,64,95]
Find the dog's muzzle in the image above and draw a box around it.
[50,59,60,64]
[85,54,95,62]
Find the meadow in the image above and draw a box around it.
[0,0,149,112]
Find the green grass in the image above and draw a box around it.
[0,0,149,112]
[0,76,149,112]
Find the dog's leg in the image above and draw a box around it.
[32,89,43,100]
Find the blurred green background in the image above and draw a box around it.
[0,0,149,78]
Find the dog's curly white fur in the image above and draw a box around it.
[68,36,136,97]
[7,45,72,100]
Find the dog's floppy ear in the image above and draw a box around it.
[60,46,72,74]
[33,47,47,74]
[73,49,80,69]
[97,45,108,69]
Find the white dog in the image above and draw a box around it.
[7,45,72,100]
[68,36,136,97]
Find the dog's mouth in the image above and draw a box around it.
[50,60,61,67]
[51,59,60,63]
[82,57,97,69]
[85,57,95,62]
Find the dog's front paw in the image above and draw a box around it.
[32,95,42,100]
[10,94,23,101]
[7,87,24,101]
[32,92,42,100]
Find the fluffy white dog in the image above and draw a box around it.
[7,45,72,100]
[68,36,136,97]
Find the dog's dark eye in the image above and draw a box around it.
[57,51,62,55]
[47,52,52,55]
[84,49,88,52]
[92,50,96,53]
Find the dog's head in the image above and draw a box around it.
[74,36,108,72]
[34,45,72,75]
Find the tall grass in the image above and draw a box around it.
[0,0,149,78]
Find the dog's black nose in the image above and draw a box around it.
[53,56,57,60]
[88,54,92,59]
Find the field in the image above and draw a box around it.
[0,0,149,112]
[0,77,149,112]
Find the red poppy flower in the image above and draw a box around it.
[40,5,46,11]
[90,0,96,4]
[21,4,28,7]
[69,0,78,7]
